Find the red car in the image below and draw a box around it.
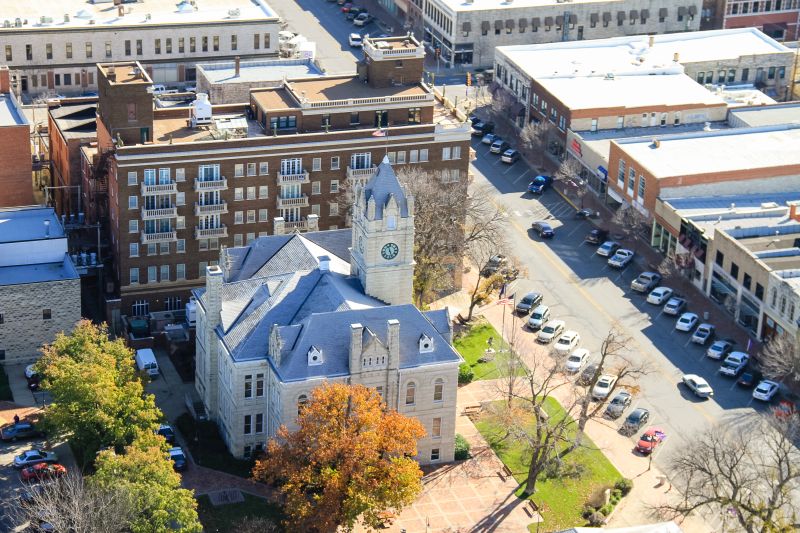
[341,3,353,12]
[20,462,66,482]
[636,428,666,455]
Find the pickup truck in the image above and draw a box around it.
[631,272,661,293]
[527,175,553,194]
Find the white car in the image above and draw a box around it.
[24,364,38,379]
[706,340,733,360]
[608,249,635,268]
[647,287,673,305]
[675,312,699,332]
[681,374,714,398]
[592,374,618,400]
[348,33,363,47]
[537,320,565,344]
[719,351,749,377]
[752,380,779,401]
[691,323,715,345]
[526,305,550,330]
[554,331,581,356]
[565,349,590,373]
[13,449,58,469]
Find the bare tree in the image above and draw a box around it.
[658,413,800,532]
[759,334,800,384]
[9,472,134,533]
[612,205,648,252]
[554,157,589,208]
[519,120,558,171]
[488,86,515,126]
[464,238,507,321]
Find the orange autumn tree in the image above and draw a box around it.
[253,382,425,532]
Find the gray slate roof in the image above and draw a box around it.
[362,155,410,220]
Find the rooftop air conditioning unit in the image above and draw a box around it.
[14,17,22,27]
[2,20,9,28]
[228,8,240,17]
[64,14,70,22]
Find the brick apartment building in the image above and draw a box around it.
[701,0,799,41]
[88,36,471,318]
[0,66,33,207]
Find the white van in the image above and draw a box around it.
[135,348,159,378]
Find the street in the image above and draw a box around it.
[469,134,770,476]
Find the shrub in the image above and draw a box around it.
[611,488,622,500]
[614,478,633,496]
[454,434,471,460]
[458,363,475,384]
[599,503,614,516]
[587,511,605,526]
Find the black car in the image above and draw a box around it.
[605,391,632,418]
[169,447,188,472]
[471,121,495,136]
[737,370,762,388]
[585,228,609,244]
[575,208,595,219]
[621,408,650,435]
[532,221,555,239]
[157,424,176,445]
[1,422,44,442]
[578,363,599,386]
[515,291,543,315]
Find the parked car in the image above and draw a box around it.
[353,12,372,25]
[526,305,551,330]
[565,349,590,373]
[537,320,566,344]
[605,391,632,418]
[490,139,510,154]
[631,272,661,293]
[691,323,715,345]
[24,364,38,379]
[481,133,499,145]
[719,352,749,377]
[592,374,618,400]
[622,407,650,434]
[585,228,609,245]
[1,422,44,442]
[471,121,495,136]
[500,149,520,164]
[636,428,667,455]
[596,241,620,257]
[527,175,553,194]
[608,249,635,268]
[13,449,58,469]
[681,374,714,398]
[675,312,699,332]
[752,379,780,401]
[157,424,176,445]
[663,297,687,316]
[348,33,363,47]
[578,363,600,386]
[169,447,188,472]
[20,462,66,483]
[554,331,581,356]
[575,208,595,219]
[706,340,733,360]
[515,292,543,315]
[737,370,762,388]
[647,286,674,305]
[532,221,555,238]
[480,254,507,276]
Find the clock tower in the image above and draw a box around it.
[350,156,415,305]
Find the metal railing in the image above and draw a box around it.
[194,177,228,192]
[140,206,177,220]
[194,202,229,216]
[277,171,310,185]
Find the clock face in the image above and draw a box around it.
[381,242,399,260]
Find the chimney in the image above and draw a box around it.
[387,319,400,369]
[205,265,224,331]
[44,220,50,237]
[0,66,10,93]
[790,202,799,222]
[673,52,680,63]
[349,323,364,373]
[234,56,241,77]
[649,35,655,48]
[318,255,331,272]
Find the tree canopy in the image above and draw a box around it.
[253,383,425,532]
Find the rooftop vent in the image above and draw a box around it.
[14,17,22,27]
[75,9,92,19]
[228,8,240,17]
[761,202,779,209]
[651,139,660,148]
[2,20,9,28]
[39,16,53,25]
[703,122,712,131]
[64,13,70,22]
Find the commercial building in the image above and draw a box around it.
[0,66,33,207]
[87,35,470,320]
[0,0,280,99]
[399,0,703,67]
[194,159,462,461]
[701,0,799,41]
[0,207,80,364]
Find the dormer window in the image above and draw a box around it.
[387,214,397,230]
[419,334,434,353]
[308,346,323,366]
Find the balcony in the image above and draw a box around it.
[141,182,177,195]
[140,206,178,220]
[347,165,378,181]
[277,171,310,185]
[277,195,309,209]
[194,177,228,192]
[140,230,177,244]
[284,220,308,231]
[194,202,229,216]
[194,226,228,239]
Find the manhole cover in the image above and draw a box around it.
[207,489,245,506]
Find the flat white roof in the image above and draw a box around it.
[498,28,791,79]
[730,103,800,127]
[0,0,276,31]
[0,94,26,126]
[198,58,324,85]
[539,73,725,111]
[616,125,800,178]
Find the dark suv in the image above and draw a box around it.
[585,228,609,245]
[1,422,44,442]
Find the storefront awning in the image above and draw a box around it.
[607,188,624,203]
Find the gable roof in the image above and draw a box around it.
[362,155,410,220]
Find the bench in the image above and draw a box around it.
[462,404,482,416]
[498,464,514,481]
[523,500,539,517]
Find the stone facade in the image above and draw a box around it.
[0,278,81,364]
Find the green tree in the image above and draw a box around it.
[36,320,162,466]
[93,435,202,533]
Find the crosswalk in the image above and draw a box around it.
[500,202,577,222]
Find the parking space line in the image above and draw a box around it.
[503,164,517,175]
[566,224,584,238]
[513,169,531,184]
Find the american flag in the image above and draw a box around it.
[372,128,387,137]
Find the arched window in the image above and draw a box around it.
[405,382,416,405]
[433,378,444,402]
[297,394,308,416]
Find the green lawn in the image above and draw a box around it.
[197,493,283,532]
[475,397,623,531]
[176,414,255,478]
[455,321,524,381]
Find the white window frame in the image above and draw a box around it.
[129,268,139,284]
[258,185,269,199]
[330,156,340,170]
